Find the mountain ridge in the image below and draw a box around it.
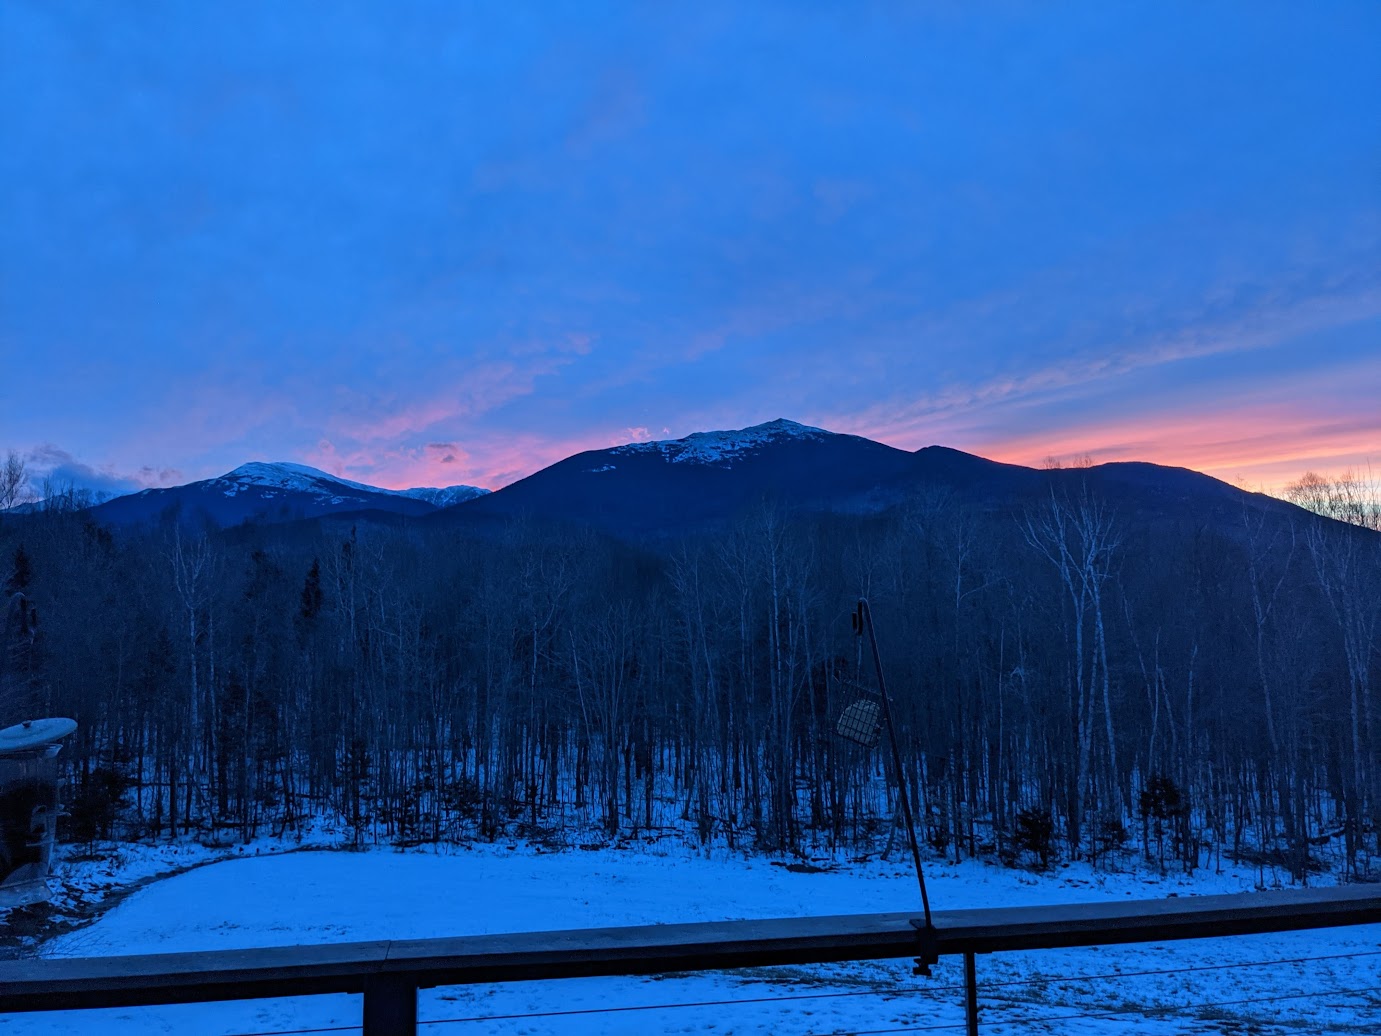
[85,461,488,527]
[224,461,489,508]
[59,419,1317,538]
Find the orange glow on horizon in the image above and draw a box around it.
[302,431,628,494]
[931,411,1377,496]
[295,404,1378,501]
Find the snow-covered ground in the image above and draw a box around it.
[11,819,350,933]
[3,843,1380,1035]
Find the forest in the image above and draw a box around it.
[2,460,1379,883]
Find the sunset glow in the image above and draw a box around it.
[3,3,1377,499]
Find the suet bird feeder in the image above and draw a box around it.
[0,717,76,906]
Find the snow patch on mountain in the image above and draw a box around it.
[218,462,358,497]
[218,463,486,506]
[611,418,830,467]
[398,485,490,507]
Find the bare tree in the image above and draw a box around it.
[1302,518,1381,863]
[1021,485,1124,851]
[1286,470,1381,532]
[0,451,29,513]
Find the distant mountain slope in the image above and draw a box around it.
[438,419,1307,540]
[397,484,489,508]
[909,444,1045,495]
[224,462,489,507]
[77,425,1310,539]
[88,462,486,528]
[441,419,929,536]
[999,458,1297,528]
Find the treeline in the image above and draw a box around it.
[1,472,1378,880]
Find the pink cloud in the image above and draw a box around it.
[304,424,643,492]
[819,285,1381,494]
[293,346,596,487]
[323,346,590,447]
[975,409,1380,493]
[303,439,478,490]
[832,351,1381,497]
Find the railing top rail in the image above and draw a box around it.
[3,884,1380,1014]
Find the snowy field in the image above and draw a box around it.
[3,843,1380,1035]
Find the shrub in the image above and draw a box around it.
[64,767,130,847]
[1014,806,1055,869]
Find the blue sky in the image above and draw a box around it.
[2,1,1378,494]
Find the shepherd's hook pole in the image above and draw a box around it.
[857,599,934,935]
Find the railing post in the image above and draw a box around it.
[963,951,979,1036]
[362,974,417,1036]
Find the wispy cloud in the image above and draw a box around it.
[827,282,1381,454]
[982,409,1380,491]
[823,345,1381,494]
[5,3,1378,497]
[24,444,181,495]
[303,440,477,489]
[316,357,578,485]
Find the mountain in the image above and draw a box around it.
[88,462,488,528]
[441,419,925,537]
[438,418,1302,539]
[396,484,490,508]
[3,488,118,515]
[74,422,1307,539]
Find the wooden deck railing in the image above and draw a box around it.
[2,884,1379,1034]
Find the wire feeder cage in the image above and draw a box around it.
[836,681,884,748]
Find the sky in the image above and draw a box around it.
[2,1,1378,496]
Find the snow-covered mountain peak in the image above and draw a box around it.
[211,461,386,504]
[218,462,488,507]
[611,418,831,466]
[398,485,490,507]
[224,462,345,492]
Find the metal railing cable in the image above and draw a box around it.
[414,986,968,1027]
[972,982,1381,1033]
[796,982,1381,1036]
[403,945,1381,1028]
[965,945,1381,992]
[186,946,1381,1036]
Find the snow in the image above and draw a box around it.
[16,820,348,931]
[5,844,1379,1035]
[397,485,490,507]
[221,462,358,495]
[612,419,830,467]
[215,463,487,506]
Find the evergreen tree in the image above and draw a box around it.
[5,545,32,595]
